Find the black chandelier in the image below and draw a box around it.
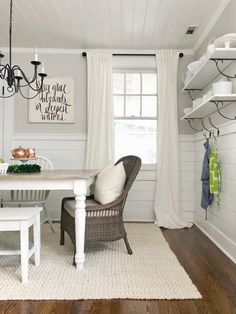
[0,0,47,99]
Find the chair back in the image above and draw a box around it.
[35,156,54,170]
[11,156,54,204]
[115,155,141,199]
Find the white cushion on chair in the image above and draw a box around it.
[64,199,100,217]
[94,162,126,204]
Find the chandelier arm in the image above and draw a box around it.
[0,68,4,79]
[0,92,16,98]
[0,64,9,80]
[19,88,40,100]
[0,65,6,75]
[35,76,43,90]
[0,89,16,98]
[11,65,42,91]
[10,64,43,93]
[12,65,38,86]
[28,74,45,92]
[21,76,44,92]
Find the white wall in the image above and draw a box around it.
[193,123,236,263]
[12,52,87,134]
[0,50,193,223]
[179,135,195,222]
[10,132,194,223]
[181,0,236,262]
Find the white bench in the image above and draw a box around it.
[0,207,42,283]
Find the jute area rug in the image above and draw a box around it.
[0,223,201,300]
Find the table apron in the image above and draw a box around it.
[0,179,91,191]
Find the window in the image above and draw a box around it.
[113,71,157,164]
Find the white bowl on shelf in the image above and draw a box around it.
[193,97,202,109]
[182,71,193,85]
[187,60,201,75]
[199,54,208,65]
[184,108,192,115]
[202,93,209,103]
[214,33,236,48]
[212,81,232,95]
[207,89,213,98]
[206,44,216,56]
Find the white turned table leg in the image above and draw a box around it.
[33,213,41,266]
[74,179,87,270]
[20,222,29,283]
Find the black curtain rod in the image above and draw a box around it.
[82,52,184,58]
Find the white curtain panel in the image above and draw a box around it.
[154,51,192,229]
[85,50,114,170]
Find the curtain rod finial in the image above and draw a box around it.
[179,52,184,58]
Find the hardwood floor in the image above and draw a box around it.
[0,225,235,314]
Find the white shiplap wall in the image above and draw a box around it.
[180,135,195,222]
[11,133,194,223]
[193,122,236,263]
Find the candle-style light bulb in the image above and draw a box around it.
[41,64,45,74]
[34,48,38,62]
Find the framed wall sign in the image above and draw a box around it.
[29,77,75,123]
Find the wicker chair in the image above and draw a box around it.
[60,155,141,261]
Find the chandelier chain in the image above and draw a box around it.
[0,0,47,99]
[9,0,13,68]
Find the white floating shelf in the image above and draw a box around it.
[181,94,236,120]
[182,48,236,90]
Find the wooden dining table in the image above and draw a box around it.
[0,169,99,270]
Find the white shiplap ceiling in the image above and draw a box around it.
[0,0,230,51]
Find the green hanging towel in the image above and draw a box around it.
[209,140,221,206]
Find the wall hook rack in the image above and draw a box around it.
[203,132,210,140]
[186,118,203,132]
[185,89,201,101]
[210,58,236,79]
[201,120,212,136]
[212,100,236,120]
[208,116,220,136]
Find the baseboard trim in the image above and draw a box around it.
[194,221,236,264]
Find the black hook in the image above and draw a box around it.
[201,120,211,137]
[208,116,220,136]
[186,89,201,101]
[213,101,236,121]
[203,132,209,140]
[211,59,236,79]
[186,118,203,132]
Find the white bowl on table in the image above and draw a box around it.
[0,163,9,175]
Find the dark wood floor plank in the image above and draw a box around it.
[162,226,236,314]
[0,225,235,314]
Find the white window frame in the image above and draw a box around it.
[113,69,157,166]
[113,69,157,120]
